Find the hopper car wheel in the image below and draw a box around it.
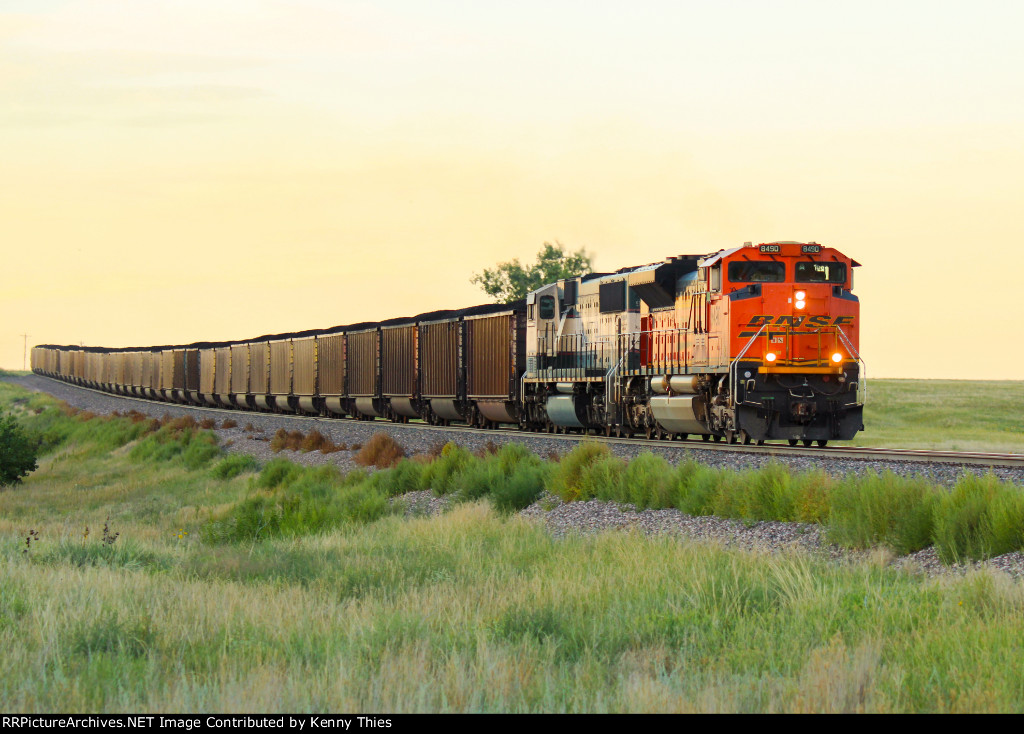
[713,435,722,443]
[680,433,689,441]
[604,425,613,437]
[788,439,798,447]
[702,434,711,442]
[645,425,654,440]
[817,440,828,447]
[740,431,752,445]
[802,440,813,447]
[756,439,765,446]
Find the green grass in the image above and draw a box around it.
[5,381,1024,711]
[855,378,1024,452]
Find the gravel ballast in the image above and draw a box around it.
[12,375,1024,485]
[9,375,1024,580]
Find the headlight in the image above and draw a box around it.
[831,352,843,363]
[765,352,777,362]
[795,291,806,300]
[795,300,806,309]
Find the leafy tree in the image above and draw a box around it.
[0,412,38,487]
[471,241,592,303]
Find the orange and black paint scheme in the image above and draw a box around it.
[637,241,863,444]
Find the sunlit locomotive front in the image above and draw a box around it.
[523,241,864,444]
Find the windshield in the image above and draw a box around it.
[728,261,785,283]
[795,261,846,283]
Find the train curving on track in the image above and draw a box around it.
[32,241,865,446]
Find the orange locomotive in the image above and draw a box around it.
[524,241,864,445]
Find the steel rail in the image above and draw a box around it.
[21,376,1024,469]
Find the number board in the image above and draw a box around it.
[801,244,822,253]
[759,245,780,253]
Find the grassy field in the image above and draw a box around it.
[4,384,1024,711]
[854,379,1024,452]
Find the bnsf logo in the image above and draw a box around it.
[738,315,853,337]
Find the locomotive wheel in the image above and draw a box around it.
[817,440,828,447]
[788,439,798,446]
[802,439,813,447]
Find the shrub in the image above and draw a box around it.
[578,453,627,502]
[420,442,475,495]
[204,467,393,543]
[256,458,304,489]
[181,432,221,469]
[933,474,1024,563]
[673,460,720,516]
[622,452,674,509]
[492,463,548,512]
[826,471,938,554]
[354,433,406,469]
[371,458,425,497]
[270,429,305,453]
[210,454,260,480]
[0,411,38,486]
[548,442,612,501]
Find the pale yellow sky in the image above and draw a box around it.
[3,1,1024,378]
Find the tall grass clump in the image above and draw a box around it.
[547,442,613,501]
[205,464,393,543]
[621,452,673,509]
[370,458,426,497]
[129,423,221,469]
[420,442,475,496]
[932,474,1024,563]
[255,458,304,489]
[354,432,406,469]
[210,453,259,480]
[826,471,938,554]
[455,443,549,511]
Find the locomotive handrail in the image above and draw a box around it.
[836,325,866,405]
[729,323,768,408]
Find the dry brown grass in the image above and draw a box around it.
[268,428,347,454]
[354,432,406,469]
[163,415,198,435]
[198,418,216,430]
[221,419,238,429]
[301,429,346,454]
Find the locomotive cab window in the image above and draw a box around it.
[539,295,556,320]
[795,262,846,283]
[727,261,785,283]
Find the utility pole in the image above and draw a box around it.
[20,333,29,371]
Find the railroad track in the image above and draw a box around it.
[23,375,1024,469]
